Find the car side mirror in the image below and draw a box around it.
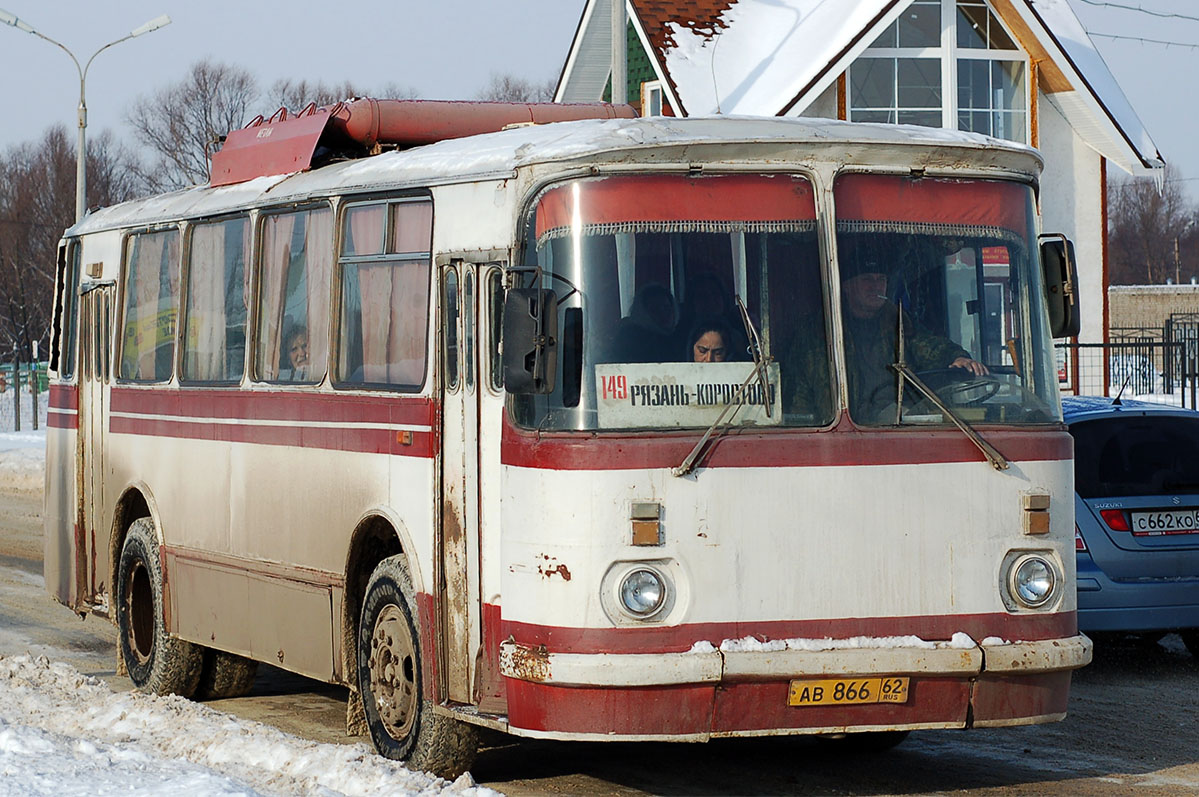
[1039,234,1080,339]
[502,287,558,393]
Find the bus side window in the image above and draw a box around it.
[118,228,180,382]
[443,268,460,391]
[335,200,432,389]
[182,215,250,383]
[463,269,475,392]
[51,241,82,379]
[255,207,332,384]
[487,269,504,390]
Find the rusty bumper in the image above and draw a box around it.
[499,634,1093,687]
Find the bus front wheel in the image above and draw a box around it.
[357,555,478,779]
[116,517,203,697]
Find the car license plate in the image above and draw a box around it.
[788,677,909,707]
[1130,509,1199,536]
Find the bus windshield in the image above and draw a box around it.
[514,174,833,431]
[833,174,1060,426]
[513,172,1060,432]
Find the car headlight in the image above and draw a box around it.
[619,568,667,617]
[1009,555,1056,608]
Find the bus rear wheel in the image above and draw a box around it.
[116,518,202,697]
[357,555,477,779]
[196,650,259,700]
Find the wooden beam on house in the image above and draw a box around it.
[991,0,1072,93]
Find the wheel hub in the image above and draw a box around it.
[368,604,417,740]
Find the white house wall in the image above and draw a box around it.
[798,83,838,120]
[1038,92,1105,353]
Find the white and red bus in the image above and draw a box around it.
[44,101,1090,777]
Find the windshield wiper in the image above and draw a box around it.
[737,296,773,420]
[890,311,1009,471]
[672,298,775,478]
[671,366,761,477]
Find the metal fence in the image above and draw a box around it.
[1058,318,1199,409]
[0,362,49,433]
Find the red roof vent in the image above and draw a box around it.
[210,99,638,187]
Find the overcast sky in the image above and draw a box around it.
[0,1,1195,196]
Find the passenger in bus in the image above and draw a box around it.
[610,283,679,363]
[688,320,732,363]
[677,272,747,358]
[282,327,310,382]
[839,259,987,420]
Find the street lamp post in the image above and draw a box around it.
[0,9,170,222]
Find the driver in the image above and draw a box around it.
[840,259,987,421]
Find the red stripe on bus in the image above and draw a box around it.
[505,677,974,736]
[49,384,78,411]
[500,610,1076,655]
[507,681,716,736]
[109,416,435,458]
[500,415,1072,470]
[505,664,1065,736]
[110,387,435,427]
[47,412,77,430]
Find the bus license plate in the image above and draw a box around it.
[1130,510,1199,535]
[788,677,909,707]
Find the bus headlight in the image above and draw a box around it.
[1008,554,1056,608]
[619,568,667,617]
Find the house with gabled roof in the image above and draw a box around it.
[556,0,1165,391]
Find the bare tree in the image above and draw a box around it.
[0,126,141,359]
[1108,168,1196,285]
[126,60,259,191]
[476,72,557,103]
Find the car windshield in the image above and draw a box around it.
[512,174,832,431]
[1072,415,1199,498]
[832,174,1061,426]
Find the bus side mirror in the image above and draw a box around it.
[1040,234,1080,339]
[502,287,558,393]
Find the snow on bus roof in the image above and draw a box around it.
[69,115,1040,236]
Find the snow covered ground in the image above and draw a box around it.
[0,430,494,796]
[0,424,45,494]
[0,655,492,796]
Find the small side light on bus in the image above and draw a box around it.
[1008,555,1056,608]
[619,568,668,618]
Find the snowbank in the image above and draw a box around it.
[0,428,45,494]
[0,655,496,797]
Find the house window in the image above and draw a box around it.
[642,81,664,117]
[849,0,1028,144]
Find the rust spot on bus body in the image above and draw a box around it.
[536,555,572,581]
[501,641,550,682]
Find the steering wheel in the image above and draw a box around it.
[915,367,1002,406]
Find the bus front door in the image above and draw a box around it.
[76,283,113,611]
[439,262,481,703]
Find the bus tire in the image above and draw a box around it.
[196,650,259,700]
[357,555,478,779]
[116,518,203,697]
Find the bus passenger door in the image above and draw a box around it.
[76,283,113,610]
[439,262,481,703]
